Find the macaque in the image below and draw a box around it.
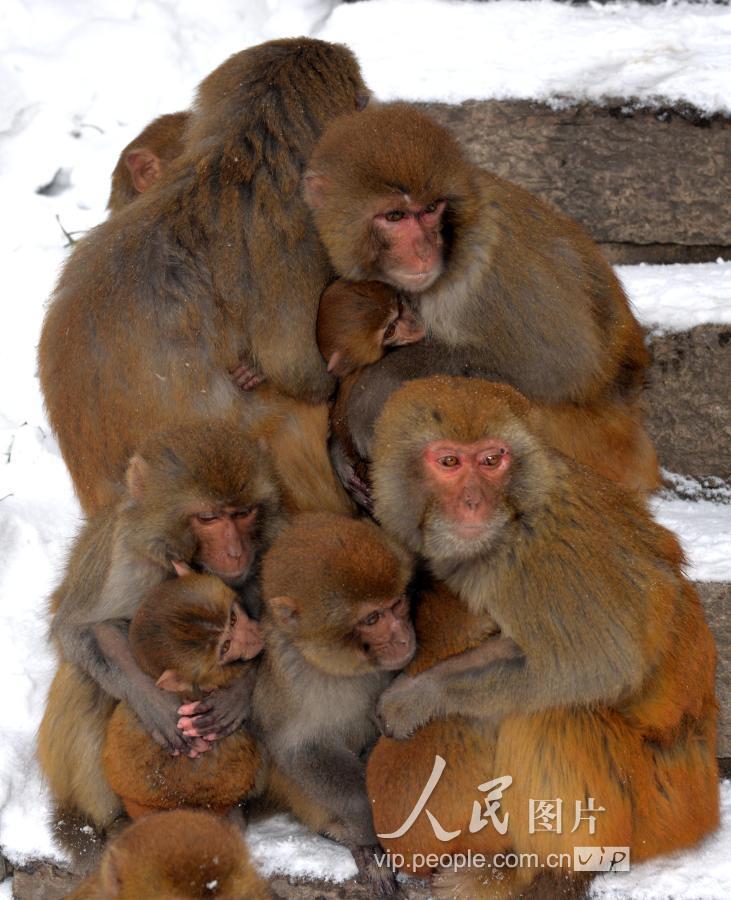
[367,376,718,898]
[106,111,189,212]
[317,279,425,379]
[39,38,370,514]
[102,569,263,820]
[304,102,660,494]
[68,809,269,899]
[251,512,416,896]
[37,420,284,846]
[316,278,425,500]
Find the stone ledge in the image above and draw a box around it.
[420,99,731,263]
[644,325,731,479]
[700,582,731,759]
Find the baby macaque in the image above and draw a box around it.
[102,568,263,820]
[67,809,269,899]
[317,279,425,505]
[317,278,425,379]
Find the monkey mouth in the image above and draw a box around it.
[396,269,441,292]
[379,637,417,671]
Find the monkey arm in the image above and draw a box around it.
[53,617,194,755]
[177,664,258,740]
[377,619,647,740]
[275,743,377,846]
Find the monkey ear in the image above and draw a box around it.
[126,148,162,194]
[268,595,299,628]
[302,170,330,209]
[326,350,347,376]
[171,560,194,577]
[126,454,150,501]
[156,669,193,693]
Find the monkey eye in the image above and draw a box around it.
[220,639,231,659]
[230,607,238,627]
[423,202,438,214]
[384,210,405,223]
[481,449,506,467]
[233,507,254,519]
[438,455,460,468]
[360,611,381,627]
[196,513,220,524]
[383,320,397,343]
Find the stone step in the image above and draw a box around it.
[698,583,731,758]
[421,100,731,265]
[645,326,730,480]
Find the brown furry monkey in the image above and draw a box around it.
[367,376,717,898]
[37,420,283,850]
[252,512,416,896]
[304,102,660,494]
[40,39,370,514]
[67,809,269,898]
[103,569,263,819]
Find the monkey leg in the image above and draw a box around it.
[631,701,720,862]
[38,663,122,831]
[249,387,354,515]
[489,707,635,896]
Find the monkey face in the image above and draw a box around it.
[354,594,416,671]
[419,439,513,561]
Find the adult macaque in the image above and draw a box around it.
[107,111,190,212]
[304,102,660,493]
[252,512,416,896]
[67,809,269,899]
[37,421,283,845]
[368,377,718,898]
[103,570,263,820]
[316,278,424,502]
[40,38,370,514]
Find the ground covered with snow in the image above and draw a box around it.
[1,1,729,896]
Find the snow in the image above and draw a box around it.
[320,0,731,112]
[0,0,729,896]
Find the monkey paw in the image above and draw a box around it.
[376,673,436,741]
[351,845,398,896]
[230,362,265,391]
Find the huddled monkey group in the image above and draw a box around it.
[35,36,718,900]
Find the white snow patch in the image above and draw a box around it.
[320,0,731,112]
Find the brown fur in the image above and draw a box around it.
[107,111,189,212]
[38,421,283,836]
[102,574,262,817]
[251,513,414,894]
[305,102,660,493]
[367,376,718,898]
[39,39,369,514]
[67,809,269,898]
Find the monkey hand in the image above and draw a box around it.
[132,685,200,757]
[177,668,255,741]
[376,672,440,741]
[230,361,266,391]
